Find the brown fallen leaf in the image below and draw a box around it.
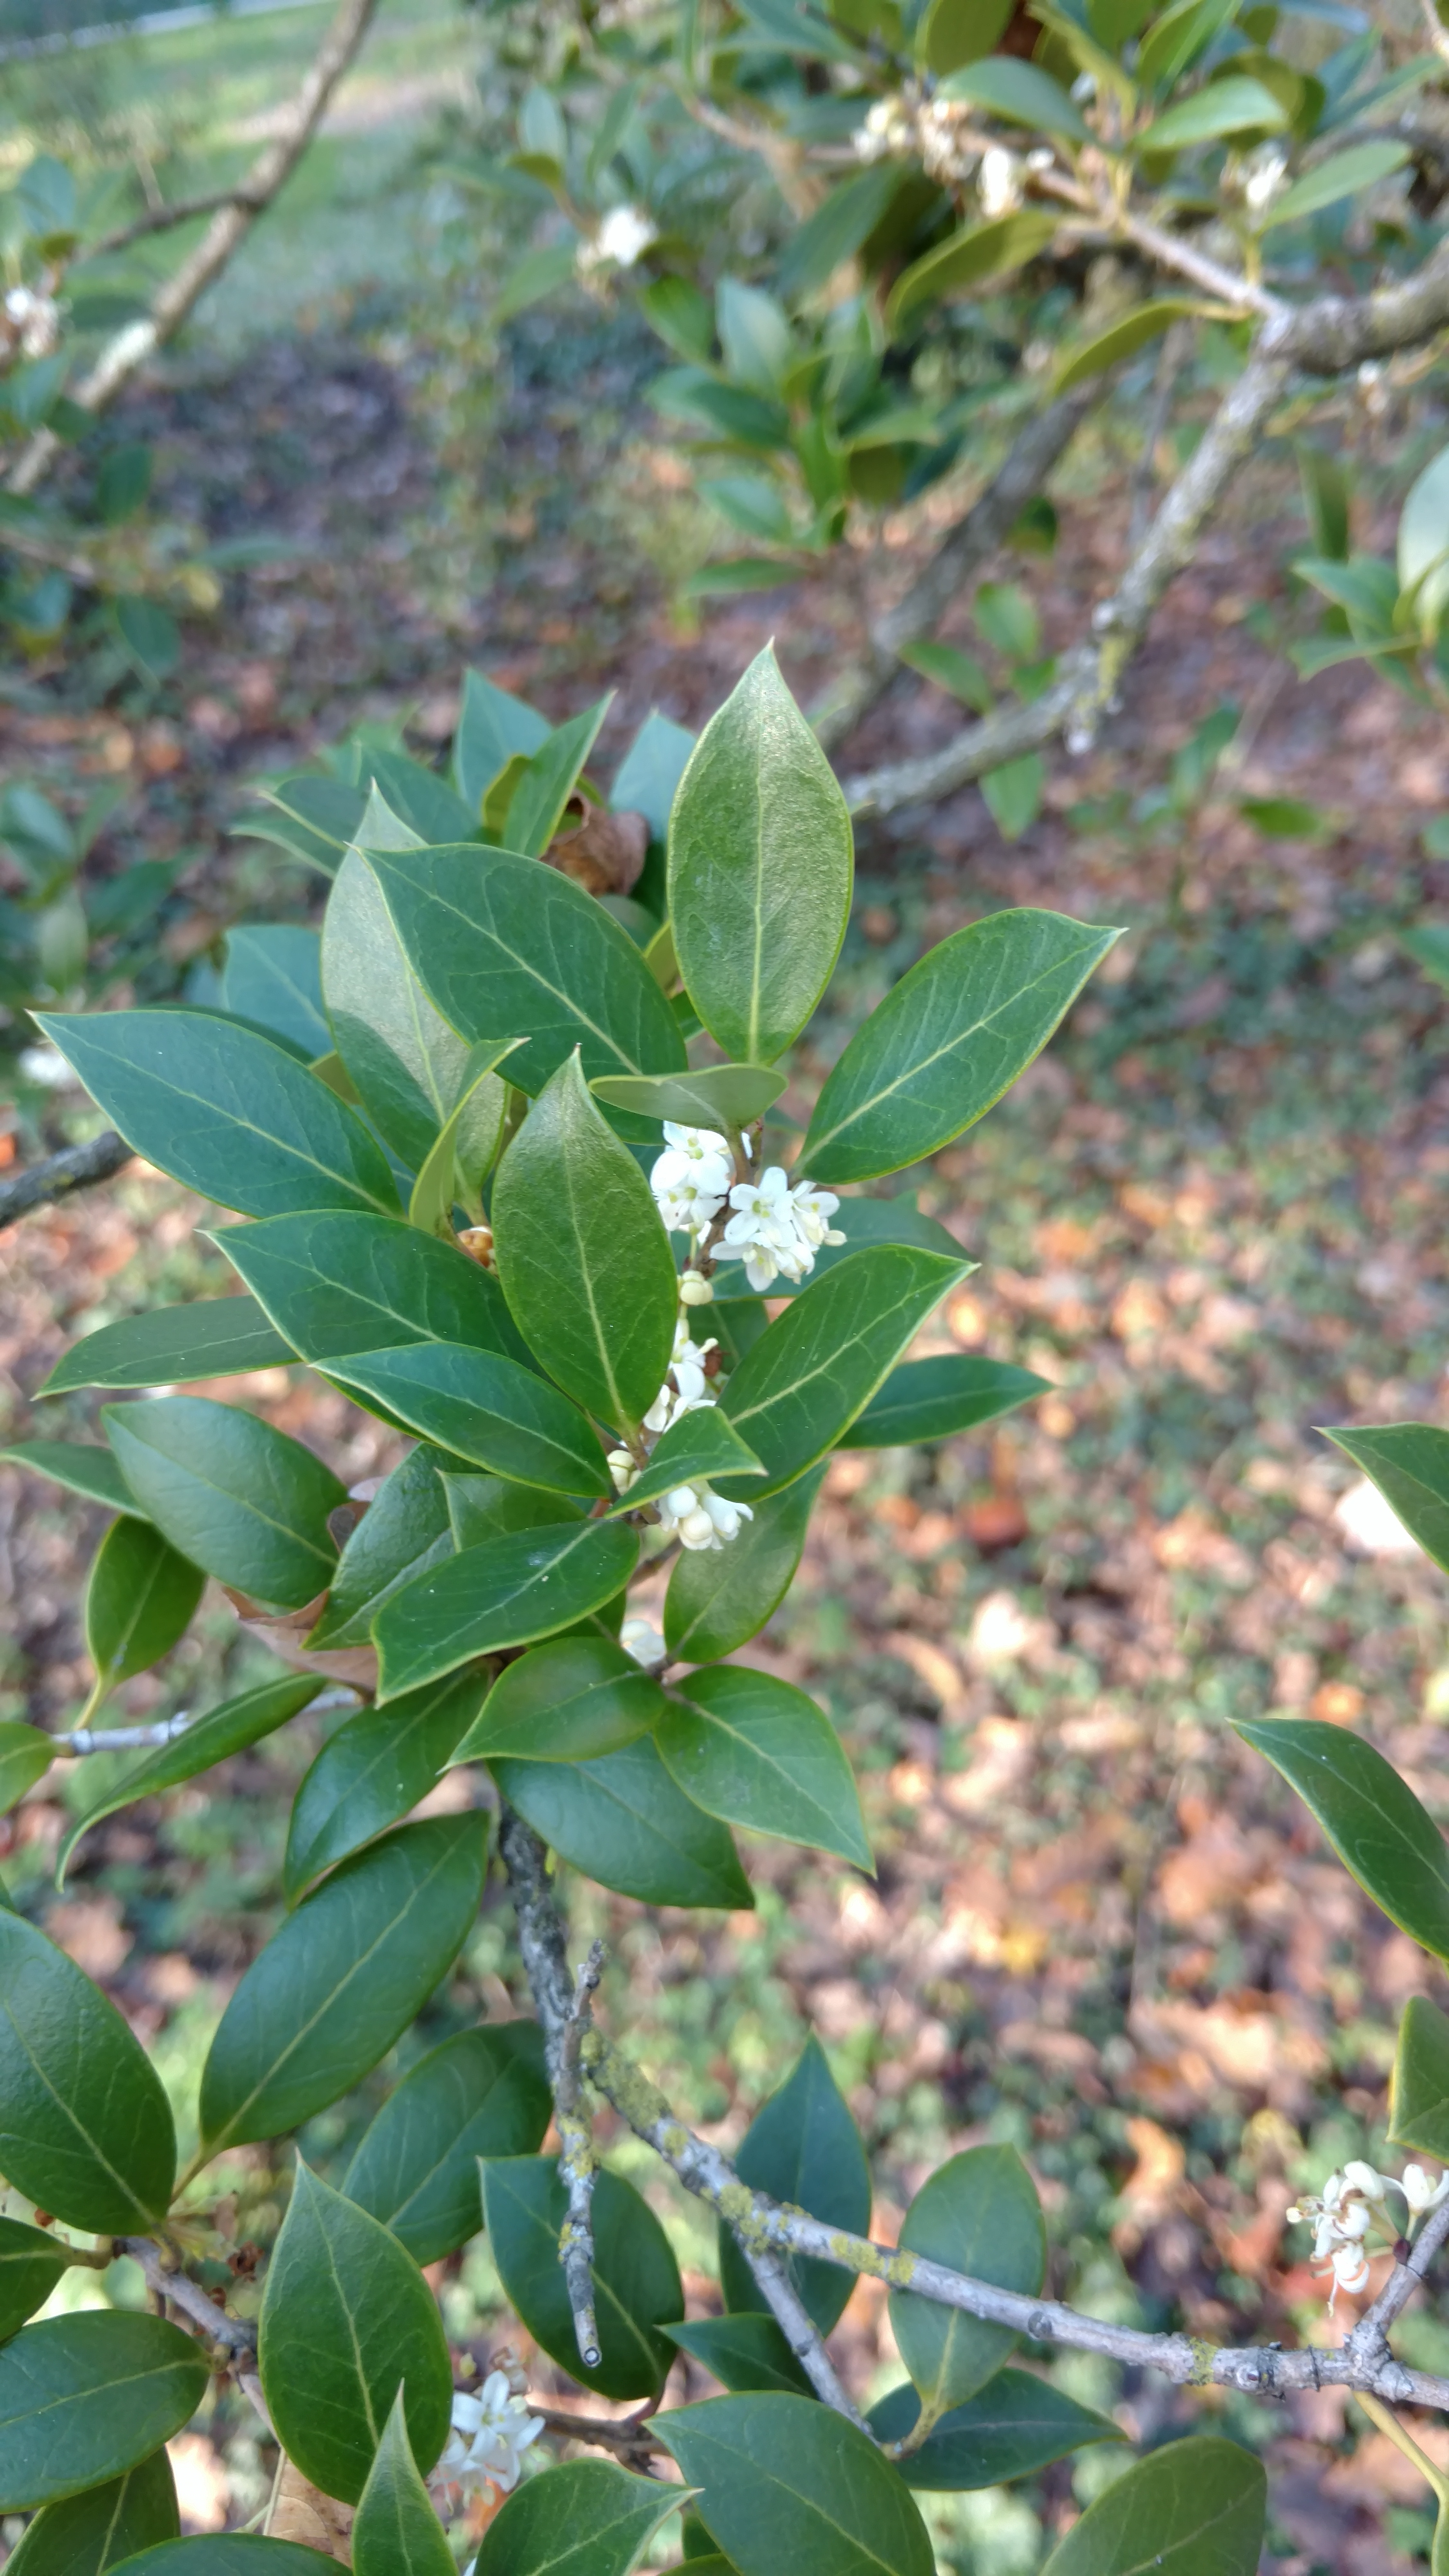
[269,2457,353,2561]
[544,803,648,897]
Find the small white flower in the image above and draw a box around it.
[654,1476,753,1551]
[606,1447,637,1495]
[679,1268,714,1306]
[1341,2160,1389,2202]
[790,1181,845,1250]
[620,1615,666,1667]
[4,284,60,359]
[978,146,1023,218]
[579,205,657,273]
[1240,142,1288,214]
[436,2373,544,2499]
[653,1123,734,1196]
[1403,2163,1449,2216]
[1328,2241,1371,2306]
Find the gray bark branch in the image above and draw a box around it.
[0,1130,131,1231]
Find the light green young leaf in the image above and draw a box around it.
[493,1736,752,1907]
[659,1665,871,1866]
[658,2394,934,2576]
[1235,1716,1449,1959]
[1399,443,1449,639]
[590,1065,786,1128]
[665,1467,823,1663]
[451,1637,665,1763]
[38,1297,293,1395]
[352,2388,454,2576]
[939,54,1089,134]
[103,1397,344,1611]
[868,2372,1121,2490]
[718,2036,869,2330]
[259,2163,452,2506]
[1261,138,1410,228]
[453,668,551,815]
[0,1723,62,1820]
[481,2159,684,2400]
[498,698,611,856]
[844,1355,1047,1447]
[1390,1993,1449,2161]
[0,2316,207,2513]
[668,647,853,1066]
[1134,0,1236,90]
[899,641,994,711]
[0,1912,175,2231]
[1052,299,1200,393]
[610,1408,765,1517]
[980,752,1045,842]
[476,2459,681,2576]
[84,1518,203,1703]
[1137,75,1288,149]
[891,2147,1044,2415]
[344,2023,550,2263]
[2,2446,178,2574]
[59,1672,321,1889]
[1038,2434,1265,2576]
[407,1038,518,1236]
[375,1517,640,1700]
[322,821,477,1170]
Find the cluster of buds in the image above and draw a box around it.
[2,284,61,365]
[1287,2159,1449,2307]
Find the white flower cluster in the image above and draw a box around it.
[3,285,60,361]
[649,1122,845,1292]
[1287,2159,1449,2307]
[578,205,657,275]
[1234,142,1289,215]
[436,2373,543,2500]
[853,94,1057,194]
[608,1322,754,1553]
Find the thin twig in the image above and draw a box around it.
[0,1131,132,1231]
[53,1686,357,1758]
[118,2236,256,2355]
[85,188,266,261]
[557,1940,605,2372]
[530,2400,666,2459]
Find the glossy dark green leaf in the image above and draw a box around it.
[476,2459,679,2576]
[494,1735,752,1907]
[219,926,329,1060]
[0,1724,55,1820]
[5,2446,179,2573]
[867,2371,1121,2489]
[481,2158,683,2400]
[659,2394,933,2576]
[198,1815,486,2153]
[664,1468,823,1663]
[375,1517,639,1701]
[344,2023,549,2263]
[939,54,1088,133]
[886,211,1058,330]
[610,709,696,843]
[367,841,686,1100]
[452,1637,665,1763]
[611,1408,765,1516]
[85,1517,203,1698]
[441,1471,580,1549]
[590,1066,786,1128]
[39,1298,293,1395]
[660,1666,870,1867]
[103,1397,344,1611]
[0,2315,207,2511]
[1137,73,1288,148]
[1235,1716,1449,1960]
[1,1440,139,1515]
[330,1345,609,1496]
[1391,1994,1449,2159]
[407,1038,517,1236]
[719,2037,869,2331]
[500,698,611,857]
[243,770,368,873]
[359,751,478,847]
[59,1671,321,1888]
[309,1446,456,1649]
[891,2146,1044,2415]
[845,1355,1047,1447]
[284,1671,487,1897]
[259,2162,452,2506]
[719,1247,968,1495]
[322,832,477,1168]
[0,1912,175,2230]
[492,1055,678,1433]
[1039,2435,1265,2576]
[107,2542,326,2572]
[0,2220,73,2345]
[352,2387,453,2576]
[1325,1423,1449,1569]
[454,668,550,814]
[802,912,1118,1183]
[217,1208,533,1370]
[668,648,852,1065]
[665,2312,814,2395]
[36,1010,398,1220]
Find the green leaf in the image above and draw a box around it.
[1324,1422,1449,1568]
[500,698,611,856]
[868,2371,1121,2488]
[668,647,852,1066]
[59,1672,321,1889]
[845,1355,1048,1447]
[658,2394,933,2576]
[198,1815,486,2154]
[477,2459,680,2576]
[1400,443,1449,639]
[611,709,696,845]
[899,642,994,710]
[665,1469,822,1662]
[719,2036,869,2331]
[375,1517,639,1700]
[259,2161,452,2506]
[0,2220,73,2345]
[309,1446,457,1648]
[665,2312,815,2395]
[357,751,478,849]
[0,1724,57,1821]
[39,1299,293,1395]
[979,752,1045,842]
[778,164,903,300]
[659,1665,870,1866]
[1234,1715,1449,1961]
[352,2387,453,2576]
[321,831,476,1171]
[0,2315,207,2511]
[451,1637,665,1763]
[219,926,329,1060]
[1134,0,1236,93]
[719,1246,968,1494]
[492,1054,678,1433]
[4,2447,178,2574]
[216,1208,533,1373]
[35,1011,398,1221]
[454,669,551,814]
[284,1672,488,1897]
[112,598,179,685]
[1390,1994,1449,2160]
[494,1734,753,1906]
[408,1039,517,1236]
[802,910,1119,1182]
[1039,2435,1265,2576]
[1052,299,1199,393]
[0,1439,140,1515]
[102,2544,326,2573]
[1137,75,1288,148]
[330,1345,609,1496]
[85,1518,203,1700]
[892,2146,1044,2415]
[103,1397,344,1611]
[590,1065,786,1128]
[1404,923,1449,993]
[917,0,1014,70]
[242,772,369,874]
[481,2159,684,2400]
[1261,138,1410,228]
[939,54,1089,134]
[611,1409,765,1517]
[0,1911,175,2230]
[344,2023,550,2262]
[887,212,1058,330]
[366,842,686,1101]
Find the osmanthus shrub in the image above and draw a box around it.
[0,652,1279,2573]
